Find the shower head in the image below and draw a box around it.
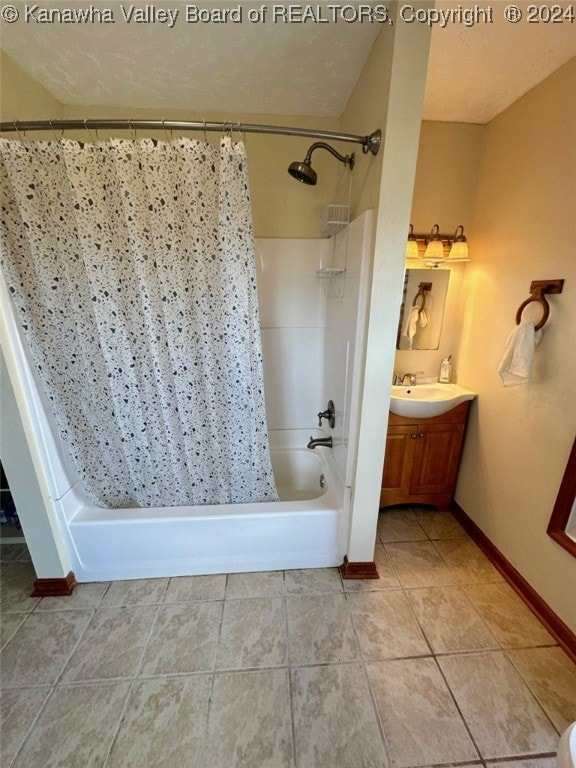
[288,158,317,185]
[288,142,355,186]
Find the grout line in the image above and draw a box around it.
[504,649,564,737]
[342,585,393,766]
[4,685,55,768]
[101,585,170,768]
[282,572,298,768]
[6,604,99,767]
[432,653,484,762]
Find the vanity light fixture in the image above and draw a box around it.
[405,224,470,268]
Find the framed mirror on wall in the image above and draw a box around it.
[547,436,576,558]
[396,268,450,350]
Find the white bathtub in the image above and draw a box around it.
[61,436,345,582]
[1,272,345,582]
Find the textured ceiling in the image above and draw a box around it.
[1,1,575,123]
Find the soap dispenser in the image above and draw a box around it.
[439,355,452,384]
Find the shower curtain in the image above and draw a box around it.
[0,136,278,508]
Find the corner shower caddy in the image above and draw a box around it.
[316,172,352,297]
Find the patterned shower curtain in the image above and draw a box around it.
[0,136,278,508]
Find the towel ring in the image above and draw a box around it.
[412,290,427,314]
[412,281,432,316]
[515,296,549,331]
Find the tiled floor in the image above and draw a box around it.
[1,507,575,767]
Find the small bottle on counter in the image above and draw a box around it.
[439,355,452,383]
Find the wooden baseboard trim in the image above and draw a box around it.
[451,502,576,664]
[31,571,77,597]
[340,556,379,580]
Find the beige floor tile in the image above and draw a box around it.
[0,687,50,766]
[140,601,222,675]
[406,586,499,653]
[507,646,576,732]
[488,759,557,768]
[0,612,27,649]
[61,606,156,682]
[413,509,468,539]
[291,662,388,768]
[204,669,292,768]
[0,543,28,562]
[0,562,40,613]
[35,582,109,611]
[216,597,286,670]
[464,582,555,648]
[286,593,358,664]
[163,574,226,602]
[0,610,92,687]
[367,657,478,767]
[438,651,559,758]
[377,509,427,543]
[107,674,211,768]
[100,578,168,606]
[385,541,456,588]
[433,538,503,584]
[284,567,343,595]
[12,682,129,768]
[343,542,400,592]
[226,570,284,598]
[347,590,429,660]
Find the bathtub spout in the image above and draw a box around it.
[307,436,333,449]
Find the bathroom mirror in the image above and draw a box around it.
[396,268,450,350]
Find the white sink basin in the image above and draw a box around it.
[390,383,476,419]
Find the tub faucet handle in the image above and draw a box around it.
[317,400,335,429]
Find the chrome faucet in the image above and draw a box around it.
[392,372,403,385]
[401,373,417,386]
[307,436,333,450]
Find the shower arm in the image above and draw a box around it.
[0,119,382,156]
[304,142,355,169]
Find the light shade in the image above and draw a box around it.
[405,224,419,260]
[423,224,444,267]
[447,225,469,262]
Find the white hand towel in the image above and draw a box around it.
[498,320,543,386]
[403,306,428,349]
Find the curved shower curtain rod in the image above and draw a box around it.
[0,119,382,155]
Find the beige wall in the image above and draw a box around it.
[395,121,484,380]
[456,58,576,631]
[0,50,64,120]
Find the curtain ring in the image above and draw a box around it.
[203,119,208,143]
[128,118,136,141]
[162,118,172,142]
[84,118,97,143]
[49,120,58,142]
[13,120,25,142]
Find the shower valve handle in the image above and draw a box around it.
[317,400,336,429]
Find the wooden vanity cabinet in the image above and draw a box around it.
[380,401,471,510]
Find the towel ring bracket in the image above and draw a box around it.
[515,279,564,331]
[412,282,432,315]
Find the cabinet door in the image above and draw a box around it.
[381,425,417,500]
[410,422,466,495]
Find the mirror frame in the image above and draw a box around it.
[547,436,576,558]
[396,268,450,351]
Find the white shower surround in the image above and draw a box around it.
[0,211,374,581]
